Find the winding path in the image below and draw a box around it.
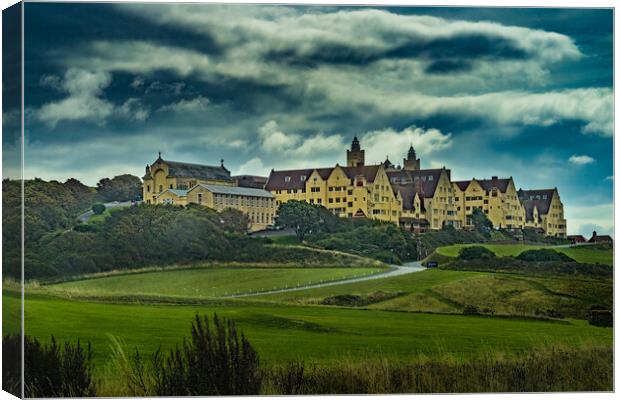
[224,261,426,298]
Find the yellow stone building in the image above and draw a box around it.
[187,184,276,232]
[452,177,525,230]
[142,153,233,204]
[518,188,567,237]
[142,153,276,232]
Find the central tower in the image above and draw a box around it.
[403,145,421,171]
[347,136,365,167]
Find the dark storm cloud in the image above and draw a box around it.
[17,4,613,236]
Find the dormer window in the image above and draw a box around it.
[428,176,433,181]
[300,175,306,181]
[284,176,291,182]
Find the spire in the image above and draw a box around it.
[156,151,163,162]
[407,145,416,160]
[351,136,361,151]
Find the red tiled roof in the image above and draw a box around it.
[567,235,586,243]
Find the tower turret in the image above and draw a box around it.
[403,145,421,171]
[347,136,365,167]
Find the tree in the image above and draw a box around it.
[276,201,322,241]
[471,208,493,236]
[96,174,142,202]
[92,203,106,215]
[218,208,250,234]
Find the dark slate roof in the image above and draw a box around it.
[589,235,613,243]
[265,165,379,191]
[392,184,426,212]
[387,169,444,198]
[518,189,555,221]
[453,177,511,193]
[165,160,232,181]
[453,181,470,191]
[233,175,268,189]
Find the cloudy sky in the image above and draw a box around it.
[2,3,613,236]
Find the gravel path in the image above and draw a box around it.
[224,261,425,298]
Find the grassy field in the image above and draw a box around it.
[435,243,613,265]
[255,269,611,319]
[45,266,383,298]
[3,289,612,375]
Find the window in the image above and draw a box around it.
[317,199,322,204]
[311,187,320,192]
[198,193,203,204]
[284,176,291,182]
[300,175,306,181]
[347,202,353,207]
[147,185,150,192]
[170,184,173,189]
[328,198,334,203]
[159,185,163,192]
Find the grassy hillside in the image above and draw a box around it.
[4,290,611,374]
[255,269,612,319]
[46,266,383,299]
[436,244,613,266]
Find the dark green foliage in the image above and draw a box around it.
[320,291,403,307]
[443,257,613,279]
[458,246,496,260]
[588,309,613,327]
[463,305,480,315]
[150,314,262,396]
[92,203,106,215]
[218,207,250,234]
[517,249,575,262]
[2,334,21,397]
[264,347,612,393]
[96,174,142,202]
[522,228,570,245]
[276,200,340,241]
[311,221,417,264]
[3,334,95,397]
[471,208,493,236]
[416,228,486,259]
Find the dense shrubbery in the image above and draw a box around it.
[95,174,142,202]
[522,228,570,245]
[516,249,575,262]
[443,257,612,279]
[458,246,496,260]
[2,334,95,397]
[277,201,417,264]
[92,203,106,215]
[416,227,486,259]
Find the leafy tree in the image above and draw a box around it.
[92,203,106,215]
[218,208,250,234]
[276,201,322,241]
[471,208,493,236]
[96,174,142,202]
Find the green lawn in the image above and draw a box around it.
[3,290,611,375]
[436,244,613,265]
[47,266,383,299]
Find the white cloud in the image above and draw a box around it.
[119,98,150,121]
[361,126,452,165]
[235,157,270,176]
[564,202,613,237]
[258,120,301,152]
[605,175,613,181]
[38,69,114,127]
[568,154,595,165]
[158,96,210,113]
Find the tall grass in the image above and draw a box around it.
[261,344,612,394]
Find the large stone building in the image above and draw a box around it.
[264,137,567,237]
[142,154,275,232]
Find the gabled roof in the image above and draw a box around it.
[589,235,613,243]
[518,188,556,221]
[265,165,380,191]
[453,177,511,193]
[157,189,188,198]
[387,168,445,198]
[164,160,232,181]
[392,184,426,212]
[567,235,586,242]
[189,183,274,198]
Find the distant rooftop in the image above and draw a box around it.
[190,183,274,198]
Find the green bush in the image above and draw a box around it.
[517,249,575,262]
[589,309,613,327]
[458,246,496,260]
[3,334,95,397]
[92,203,106,215]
